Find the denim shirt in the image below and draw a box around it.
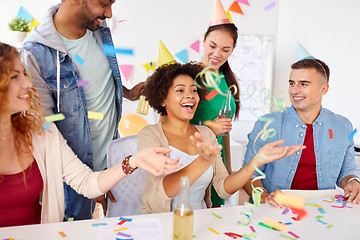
[243,106,359,193]
[21,5,123,169]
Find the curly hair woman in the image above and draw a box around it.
[0,43,181,227]
[138,62,304,214]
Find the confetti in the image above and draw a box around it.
[211,212,223,219]
[58,231,67,238]
[116,232,131,237]
[88,111,104,120]
[316,219,327,225]
[326,224,334,229]
[263,218,288,232]
[92,223,107,227]
[42,122,50,130]
[44,113,65,122]
[258,222,277,231]
[114,227,128,232]
[205,88,218,101]
[77,80,89,87]
[279,234,296,240]
[323,200,332,203]
[288,231,300,239]
[117,219,127,225]
[315,215,324,219]
[348,128,357,141]
[67,217,74,222]
[318,208,326,214]
[74,54,85,66]
[282,209,289,215]
[264,1,275,11]
[274,192,304,210]
[208,227,220,235]
[329,129,333,139]
[249,226,256,232]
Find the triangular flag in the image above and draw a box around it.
[209,0,231,26]
[236,0,249,6]
[297,43,315,61]
[159,40,176,67]
[226,11,233,22]
[175,49,188,63]
[29,18,40,33]
[17,6,32,22]
[143,62,157,73]
[190,40,200,53]
[119,64,133,82]
[228,1,244,15]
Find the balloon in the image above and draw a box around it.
[118,113,149,136]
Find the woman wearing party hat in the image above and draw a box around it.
[190,0,240,207]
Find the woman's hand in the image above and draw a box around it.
[129,147,182,176]
[253,140,305,167]
[204,116,232,136]
[190,131,222,165]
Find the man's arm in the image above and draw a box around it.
[21,49,54,115]
[123,82,146,101]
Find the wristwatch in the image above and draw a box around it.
[347,177,360,184]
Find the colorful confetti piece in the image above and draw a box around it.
[114,227,128,232]
[58,231,67,238]
[263,218,288,232]
[74,54,85,66]
[88,111,104,120]
[211,212,223,219]
[288,231,300,239]
[77,80,89,87]
[92,223,107,227]
[249,225,256,232]
[116,232,131,237]
[318,208,326,214]
[316,219,327,225]
[264,1,275,11]
[208,227,220,235]
[44,113,65,122]
[279,234,296,240]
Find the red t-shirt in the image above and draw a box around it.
[291,124,318,190]
[0,159,43,227]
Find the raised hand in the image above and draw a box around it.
[254,140,305,167]
[189,131,222,165]
[130,147,182,176]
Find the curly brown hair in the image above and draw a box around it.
[0,42,44,178]
[144,62,205,116]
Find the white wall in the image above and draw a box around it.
[274,0,360,145]
[0,0,279,142]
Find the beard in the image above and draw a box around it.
[79,0,104,31]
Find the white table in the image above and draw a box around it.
[1,196,359,240]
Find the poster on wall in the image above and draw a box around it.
[228,35,274,122]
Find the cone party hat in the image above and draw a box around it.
[158,40,176,67]
[209,0,231,26]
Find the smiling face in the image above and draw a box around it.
[6,57,33,115]
[162,75,200,121]
[202,29,234,70]
[78,0,115,31]
[288,68,329,121]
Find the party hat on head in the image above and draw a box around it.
[209,0,231,26]
[159,40,176,67]
[297,43,315,61]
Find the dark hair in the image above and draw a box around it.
[204,23,240,119]
[291,58,330,83]
[144,62,205,116]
